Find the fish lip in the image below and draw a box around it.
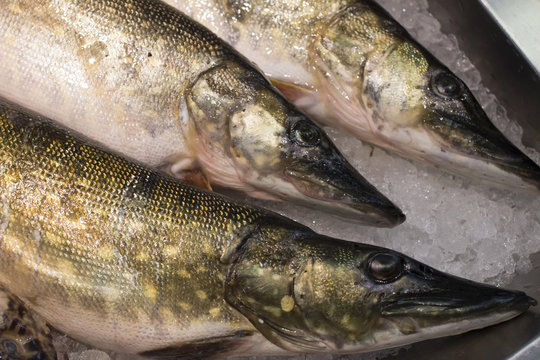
[380,290,536,317]
[282,169,405,227]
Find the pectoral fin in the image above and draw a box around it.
[139,331,253,360]
[162,157,213,190]
[0,288,56,360]
[181,169,212,190]
[270,79,313,104]
[269,79,330,128]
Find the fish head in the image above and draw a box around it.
[186,60,404,226]
[311,1,540,190]
[225,223,536,353]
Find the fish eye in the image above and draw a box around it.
[431,72,462,99]
[290,120,321,147]
[366,252,404,283]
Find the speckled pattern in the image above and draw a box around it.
[0,0,231,168]
[165,0,356,86]
[0,101,534,358]
[165,0,540,191]
[0,0,403,225]
[0,100,265,354]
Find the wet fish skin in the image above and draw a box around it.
[0,100,534,358]
[0,0,404,226]
[226,228,536,353]
[165,0,540,191]
[0,99,268,355]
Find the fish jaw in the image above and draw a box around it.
[358,299,529,354]
[303,1,540,192]
[184,60,404,226]
[279,157,405,227]
[225,226,536,354]
[369,274,535,353]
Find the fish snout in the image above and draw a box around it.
[382,259,537,322]
[380,287,536,318]
[420,68,540,191]
[483,136,540,192]
[284,157,405,227]
[427,112,540,191]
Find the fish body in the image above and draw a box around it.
[164,0,540,190]
[0,99,269,355]
[0,0,404,226]
[0,100,535,358]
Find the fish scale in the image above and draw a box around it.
[0,0,225,167]
[0,0,405,226]
[0,100,535,358]
[165,0,540,191]
[0,100,265,354]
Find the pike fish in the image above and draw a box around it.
[0,0,404,227]
[164,0,540,191]
[0,99,535,359]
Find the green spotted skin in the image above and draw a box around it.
[164,0,540,191]
[0,100,268,354]
[0,0,405,226]
[0,101,534,357]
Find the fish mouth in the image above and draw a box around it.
[376,256,536,339]
[381,291,536,318]
[283,166,405,227]
[372,290,535,350]
[379,262,536,337]
[425,107,540,191]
